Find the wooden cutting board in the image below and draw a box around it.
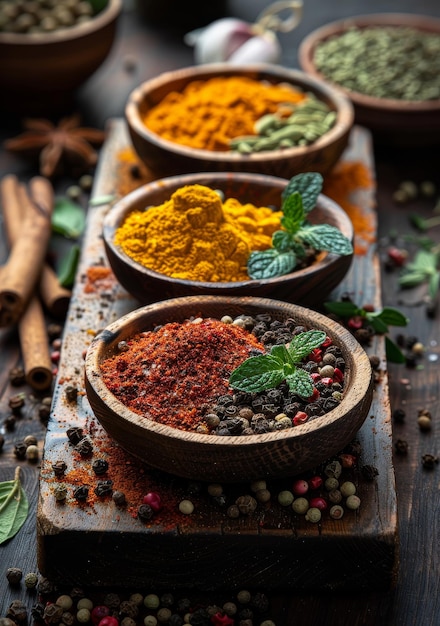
[37,121,398,591]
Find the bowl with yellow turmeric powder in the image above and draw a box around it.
[125,63,354,179]
[102,171,354,307]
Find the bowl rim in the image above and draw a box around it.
[0,0,122,45]
[85,295,373,448]
[125,63,355,163]
[298,12,440,113]
[102,171,354,289]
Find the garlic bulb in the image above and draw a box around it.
[185,18,281,65]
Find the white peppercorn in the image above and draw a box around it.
[77,598,93,611]
[340,481,356,497]
[291,497,309,515]
[179,499,194,515]
[329,505,344,520]
[277,490,294,506]
[144,595,160,609]
[76,609,91,624]
[305,507,321,523]
[346,495,361,510]
[24,572,38,589]
[144,616,157,626]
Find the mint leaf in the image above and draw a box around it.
[58,244,80,288]
[385,336,406,364]
[285,367,315,397]
[280,192,305,233]
[371,307,408,327]
[229,330,326,396]
[229,353,286,393]
[324,301,361,318]
[281,172,323,212]
[287,330,327,362]
[272,230,294,252]
[247,249,297,279]
[298,224,353,255]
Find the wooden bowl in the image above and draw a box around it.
[0,0,122,115]
[84,295,374,483]
[125,63,354,179]
[103,171,354,308]
[298,13,440,144]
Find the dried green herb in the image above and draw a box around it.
[0,467,29,545]
[247,172,353,280]
[399,249,440,301]
[229,329,326,396]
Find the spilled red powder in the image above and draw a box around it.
[100,318,264,431]
[84,265,116,293]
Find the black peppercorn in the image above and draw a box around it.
[9,367,26,386]
[9,394,25,414]
[14,442,27,460]
[66,426,84,445]
[137,503,154,521]
[31,602,46,623]
[74,437,93,457]
[6,567,23,585]
[104,593,121,610]
[392,408,406,423]
[52,460,67,477]
[94,480,113,497]
[65,385,78,402]
[361,464,379,481]
[250,592,269,613]
[73,485,89,501]
[112,490,127,507]
[92,458,109,475]
[43,604,64,624]
[395,439,409,455]
[6,600,28,623]
[421,454,439,469]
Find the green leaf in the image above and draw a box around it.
[399,271,430,288]
[280,192,305,233]
[324,301,362,318]
[229,354,286,393]
[247,249,297,279]
[0,467,29,545]
[57,244,81,288]
[385,337,406,364]
[287,330,327,362]
[285,367,315,398]
[281,172,323,212]
[52,197,86,239]
[428,271,440,300]
[370,307,409,327]
[409,213,428,231]
[272,230,294,252]
[408,249,438,271]
[298,224,353,255]
[367,316,389,334]
[89,194,116,207]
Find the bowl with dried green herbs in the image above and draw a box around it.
[125,63,354,179]
[103,170,354,308]
[0,0,122,115]
[298,13,440,144]
[84,295,374,482]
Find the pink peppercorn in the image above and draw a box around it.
[311,372,321,382]
[333,367,344,383]
[322,336,333,348]
[292,479,309,496]
[142,492,162,512]
[307,388,320,402]
[293,411,309,426]
[309,496,328,511]
[91,607,110,625]
[339,453,357,469]
[309,348,322,363]
[98,618,119,626]
[320,377,333,386]
[348,316,363,330]
[308,475,323,490]
[211,612,234,626]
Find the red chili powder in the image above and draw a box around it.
[100,318,264,431]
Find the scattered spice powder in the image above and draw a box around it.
[99,318,264,431]
[84,265,117,294]
[322,160,376,255]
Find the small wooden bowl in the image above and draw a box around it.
[0,0,122,115]
[103,172,354,308]
[85,296,374,483]
[125,63,354,179]
[298,13,440,144]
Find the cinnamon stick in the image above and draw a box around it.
[18,294,53,390]
[0,175,54,325]
[0,175,54,389]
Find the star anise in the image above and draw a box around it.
[3,113,106,178]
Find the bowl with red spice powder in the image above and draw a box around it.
[125,63,354,179]
[84,295,373,482]
[102,171,354,308]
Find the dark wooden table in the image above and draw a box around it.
[2,1,440,625]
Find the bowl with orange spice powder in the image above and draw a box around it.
[102,171,354,308]
[125,63,354,179]
[84,295,373,482]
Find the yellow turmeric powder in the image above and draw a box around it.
[142,76,307,151]
[114,184,283,282]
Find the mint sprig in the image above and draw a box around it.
[399,249,440,301]
[247,172,353,280]
[324,301,408,363]
[229,330,326,397]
